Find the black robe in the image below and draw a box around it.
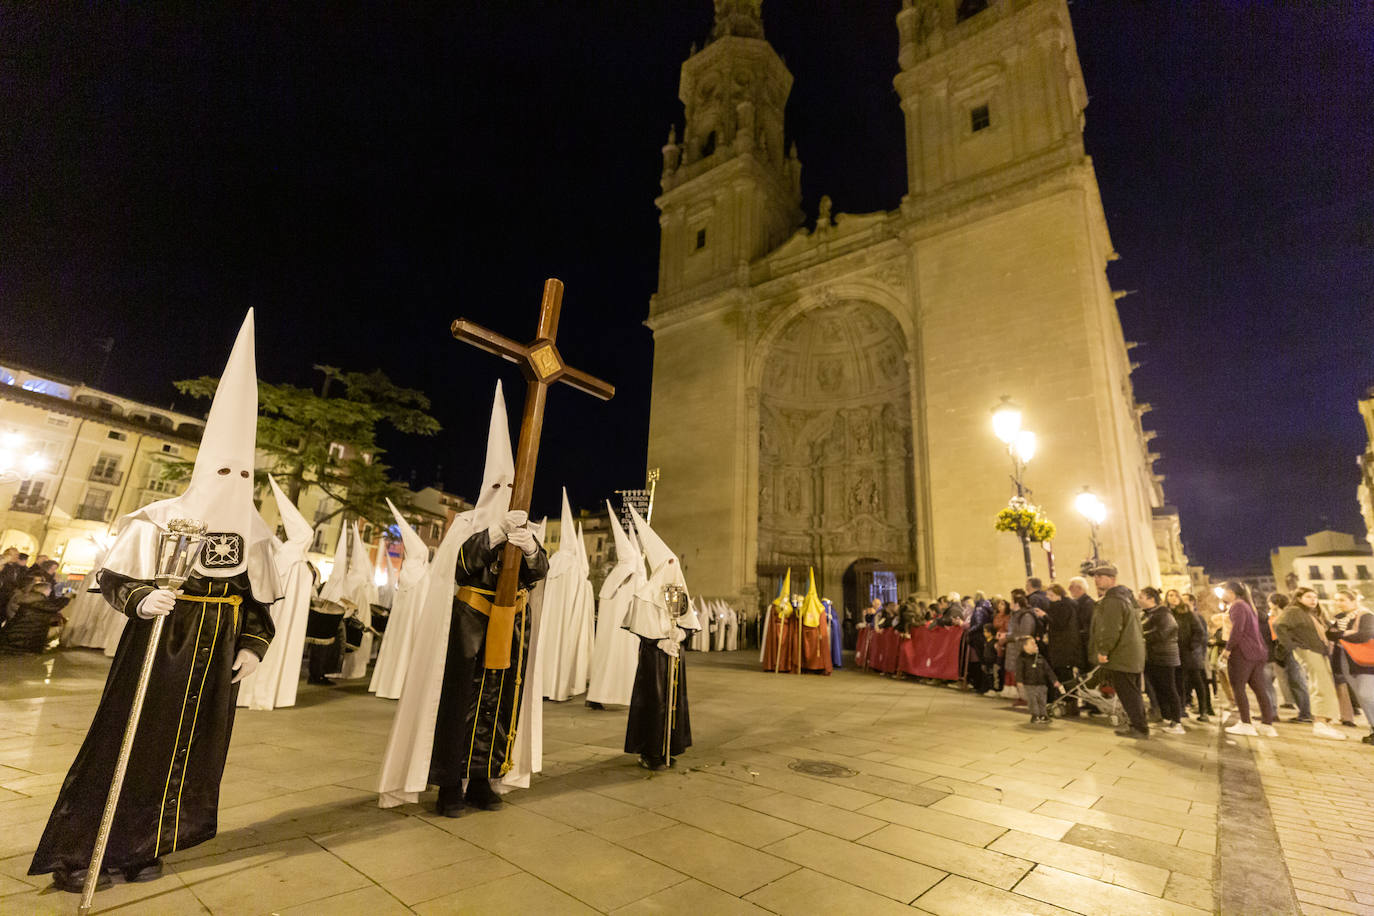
[429,528,548,787]
[624,636,691,760]
[30,571,274,876]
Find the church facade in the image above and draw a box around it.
[645,0,1186,612]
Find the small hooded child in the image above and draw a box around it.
[1015,636,1061,723]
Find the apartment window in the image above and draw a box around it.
[971,104,991,133]
[695,228,707,250]
[328,442,345,463]
[161,444,180,455]
[47,414,71,428]
[107,430,127,441]
[1333,565,1347,581]
[1316,585,1329,599]
[1358,565,1371,580]
[1308,565,1323,580]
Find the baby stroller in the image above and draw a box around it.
[1048,665,1124,725]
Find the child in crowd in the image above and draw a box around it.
[1016,636,1060,724]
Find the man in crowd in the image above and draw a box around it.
[1026,577,1051,612]
[1087,563,1148,738]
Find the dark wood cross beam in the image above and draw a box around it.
[451,278,615,669]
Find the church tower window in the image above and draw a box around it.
[971,104,991,132]
[701,131,717,158]
[695,228,708,250]
[957,0,989,23]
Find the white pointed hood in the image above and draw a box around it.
[386,499,430,589]
[599,502,640,600]
[471,381,514,533]
[575,522,589,577]
[268,475,313,563]
[630,504,682,584]
[100,310,280,602]
[318,523,352,605]
[555,489,577,558]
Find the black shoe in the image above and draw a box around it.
[464,778,504,811]
[435,785,465,818]
[1195,715,1210,723]
[307,676,334,686]
[1289,716,1313,724]
[1362,732,1374,746]
[1130,728,1150,739]
[638,755,668,771]
[123,859,162,883]
[585,701,605,710]
[52,868,113,894]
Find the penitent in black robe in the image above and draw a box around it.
[624,637,691,760]
[30,571,274,876]
[429,528,548,787]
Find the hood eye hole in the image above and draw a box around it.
[217,467,231,476]
[240,470,250,478]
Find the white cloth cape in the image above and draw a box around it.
[339,523,376,680]
[585,508,643,706]
[539,493,594,701]
[61,560,113,648]
[235,476,314,710]
[370,500,431,699]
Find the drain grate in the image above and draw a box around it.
[789,759,856,778]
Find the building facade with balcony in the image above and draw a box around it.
[0,360,205,578]
[1270,529,1374,601]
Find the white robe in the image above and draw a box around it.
[60,563,112,648]
[236,477,314,710]
[585,557,643,707]
[339,525,377,680]
[539,548,594,701]
[689,598,711,651]
[370,504,431,699]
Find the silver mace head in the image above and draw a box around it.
[663,583,688,619]
[154,518,209,590]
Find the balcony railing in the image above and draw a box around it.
[9,494,49,514]
[74,503,114,522]
[88,467,124,485]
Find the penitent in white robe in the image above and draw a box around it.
[236,476,314,710]
[339,523,377,680]
[60,557,112,648]
[369,500,431,699]
[539,491,594,702]
[585,503,643,707]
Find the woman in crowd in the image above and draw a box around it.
[1140,587,1185,734]
[1275,587,1347,740]
[1005,590,1039,709]
[990,597,1010,693]
[1330,587,1374,744]
[1267,593,1311,723]
[1328,589,1363,726]
[1168,588,1211,721]
[1221,581,1278,736]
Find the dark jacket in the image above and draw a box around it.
[1074,593,1095,657]
[1028,589,1051,612]
[1333,610,1374,678]
[1225,600,1267,663]
[1172,606,1208,670]
[1016,649,1055,687]
[1274,606,1328,655]
[1143,604,1180,666]
[1008,607,1040,641]
[1045,597,1084,669]
[1090,585,1145,673]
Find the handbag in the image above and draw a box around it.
[1340,638,1374,667]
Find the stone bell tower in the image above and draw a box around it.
[653,0,802,302]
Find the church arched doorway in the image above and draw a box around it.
[757,299,918,625]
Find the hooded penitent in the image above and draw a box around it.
[100,310,281,603]
[369,499,432,699]
[624,504,699,640]
[586,503,644,706]
[377,382,547,805]
[540,488,595,701]
[235,475,315,709]
[339,522,376,679]
[759,568,791,665]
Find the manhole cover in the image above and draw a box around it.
[789,759,856,778]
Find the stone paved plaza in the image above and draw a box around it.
[2,648,1372,915]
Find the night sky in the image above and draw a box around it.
[3,2,1371,574]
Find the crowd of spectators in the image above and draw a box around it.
[0,547,68,653]
[855,563,1374,745]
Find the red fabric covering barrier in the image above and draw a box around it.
[869,629,901,674]
[897,625,964,680]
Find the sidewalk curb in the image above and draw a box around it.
[1215,724,1301,914]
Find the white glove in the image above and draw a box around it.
[500,510,528,532]
[507,527,538,557]
[656,637,679,658]
[230,649,259,684]
[136,589,177,619]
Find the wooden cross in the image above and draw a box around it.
[452,277,615,669]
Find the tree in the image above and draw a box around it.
[169,365,440,529]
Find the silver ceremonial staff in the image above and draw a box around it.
[79,519,208,916]
[663,584,687,770]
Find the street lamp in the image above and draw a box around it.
[991,397,1036,575]
[0,431,46,485]
[1074,486,1106,566]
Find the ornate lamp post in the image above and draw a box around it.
[1074,486,1106,568]
[991,397,1037,576]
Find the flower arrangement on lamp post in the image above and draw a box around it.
[994,496,1057,575]
[990,397,1048,576]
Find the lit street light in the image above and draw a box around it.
[1074,486,1106,567]
[0,431,46,484]
[991,396,1036,576]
